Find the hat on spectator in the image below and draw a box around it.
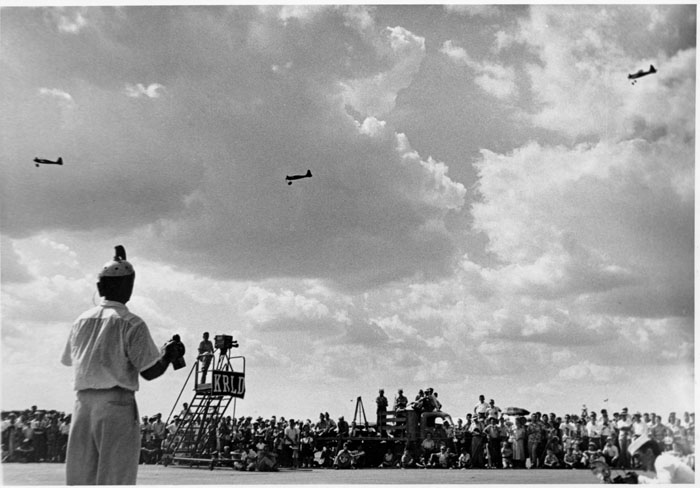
[98,245,134,278]
[628,435,653,456]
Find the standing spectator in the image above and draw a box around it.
[632,412,649,439]
[474,395,489,418]
[453,418,466,453]
[487,399,502,420]
[470,427,486,468]
[299,429,314,468]
[152,414,166,450]
[46,415,60,462]
[484,417,502,468]
[337,416,349,438]
[527,413,544,468]
[179,402,190,421]
[650,414,670,447]
[376,390,388,436]
[617,409,633,468]
[197,332,215,384]
[501,441,514,468]
[2,413,18,462]
[394,389,408,411]
[61,245,184,484]
[140,416,152,445]
[31,411,48,462]
[58,415,70,462]
[586,412,602,449]
[512,417,527,469]
[284,419,300,468]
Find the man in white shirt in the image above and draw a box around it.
[633,412,650,438]
[62,246,184,484]
[474,395,489,417]
[628,435,695,484]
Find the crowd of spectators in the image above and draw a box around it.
[1,406,70,463]
[2,392,695,475]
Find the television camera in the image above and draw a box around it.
[214,334,238,352]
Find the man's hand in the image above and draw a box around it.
[142,334,185,380]
[162,335,186,365]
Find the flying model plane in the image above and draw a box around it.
[628,65,656,84]
[285,169,312,185]
[33,157,63,168]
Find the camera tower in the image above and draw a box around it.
[163,335,245,466]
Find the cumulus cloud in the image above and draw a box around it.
[340,26,426,116]
[45,7,88,34]
[558,361,624,382]
[471,138,692,317]
[124,83,165,99]
[513,5,696,140]
[38,87,74,105]
[444,5,502,18]
[440,41,517,99]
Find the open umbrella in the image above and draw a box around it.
[505,407,530,416]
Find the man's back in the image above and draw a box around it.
[61,300,160,392]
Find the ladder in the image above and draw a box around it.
[162,335,245,465]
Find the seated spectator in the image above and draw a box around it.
[380,445,398,468]
[400,447,417,468]
[435,446,457,468]
[14,439,34,463]
[255,444,278,472]
[333,442,360,469]
[420,432,437,466]
[602,438,619,467]
[543,449,560,469]
[457,448,471,469]
[315,445,334,468]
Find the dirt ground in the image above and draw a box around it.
[1,463,610,485]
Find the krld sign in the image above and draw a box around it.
[212,371,246,398]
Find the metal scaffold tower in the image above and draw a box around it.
[162,334,245,466]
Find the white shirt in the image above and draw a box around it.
[633,420,650,438]
[474,402,489,415]
[638,453,695,484]
[61,299,161,391]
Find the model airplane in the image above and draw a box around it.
[33,157,63,168]
[285,169,312,185]
[628,65,656,84]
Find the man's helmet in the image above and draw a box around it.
[98,245,134,278]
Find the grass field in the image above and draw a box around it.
[1,463,613,485]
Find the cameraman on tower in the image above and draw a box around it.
[61,245,185,485]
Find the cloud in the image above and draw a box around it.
[340,26,426,116]
[0,237,33,284]
[444,5,502,18]
[440,41,517,99]
[512,5,696,140]
[38,87,74,105]
[124,83,165,99]
[558,361,624,382]
[45,7,89,34]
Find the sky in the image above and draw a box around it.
[0,4,696,424]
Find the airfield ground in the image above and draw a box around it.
[2,463,613,485]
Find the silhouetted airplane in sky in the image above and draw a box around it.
[286,169,312,185]
[33,157,63,168]
[628,65,656,84]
